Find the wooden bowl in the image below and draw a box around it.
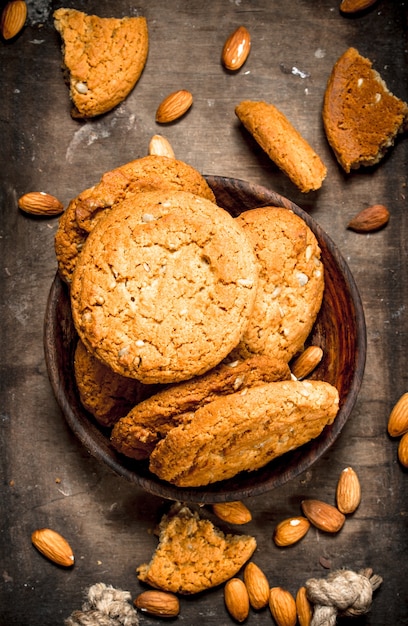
[44,176,366,503]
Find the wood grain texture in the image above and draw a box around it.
[1,0,407,624]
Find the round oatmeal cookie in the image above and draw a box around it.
[149,380,339,487]
[110,354,291,460]
[54,155,216,283]
[70,191,258,384]
[74,339,155,428]
[231,206,324,363]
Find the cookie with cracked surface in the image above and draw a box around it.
[73,339,156,428]
[53,8,148,118]
[111,354,291,459]
[323,47,408,173]
[235,100,327,193]
[149,380,339,487]
[54,155,216,283]
[231,206,324,364]
[137,503,257,594]
[70,190,258,384]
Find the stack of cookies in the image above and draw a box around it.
[55,155,339,488]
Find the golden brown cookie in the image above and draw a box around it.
[232,207,324,363]
[53,8,148,118]
[149,380,339,487]
[70,191,258,384]
[235,100,327,192]
[110,355,291,459]
[323,47,408,173]
[73,339,155,428]
[54,155,216,284]
[137,503,257,594]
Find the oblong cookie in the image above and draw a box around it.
[54,155,216,284]
[111,354,291,459]
[231,206,324,363]
[235,100,327,193]
[54,9,149,118]
[70,191,258,384]
[149,380,339,487]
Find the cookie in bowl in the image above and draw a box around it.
[110,354,291,460]
[231,206,324,364]
[148,380,339,487]
[70,190,258,384]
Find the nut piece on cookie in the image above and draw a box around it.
[53,8,148,118]
[136,503,257,594]
[235,100,327,192]
[322,47,408,173]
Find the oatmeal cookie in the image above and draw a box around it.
[74,339,155,428]
[232,206,324,363]
[137,503,257,594]
[235,100,327,192]
[323,47,408,173]
[70,191,258,384]
[149,380,339,487]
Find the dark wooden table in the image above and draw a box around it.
[1,1,407,624]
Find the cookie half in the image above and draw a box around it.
[232,206,324,363]
[70,191,258,384]
[149,380,339,487]
[323,47,408,172]
[54,8,148,118]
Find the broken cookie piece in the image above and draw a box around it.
[322,47,408,172]
[53,8,148,118]
[137,503,257,594]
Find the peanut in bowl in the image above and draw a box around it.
[44,176,366,504]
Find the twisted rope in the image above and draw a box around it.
[64,582,139,626]
[305,568,383,626]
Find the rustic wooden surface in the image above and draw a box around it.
[1,1,407,624]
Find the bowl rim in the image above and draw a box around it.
[44,176,367,503]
